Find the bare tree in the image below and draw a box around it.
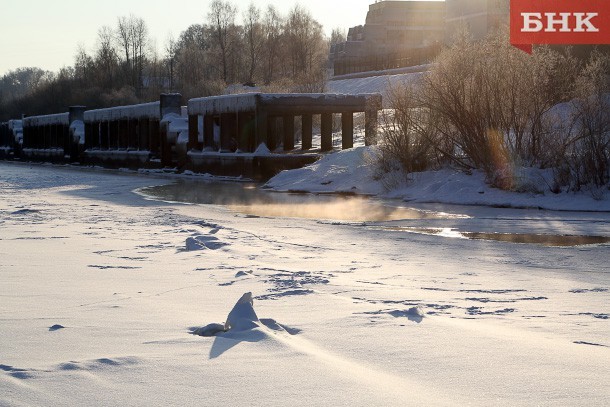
[243,3,263,83]
[284,5,327,90]
[261,5,283,84]
[116,15,149,93]
[207,0,238,83]
[164,34,178,91]
[74,44,94,86]
[329,27,346,47]
[94,26,119,89]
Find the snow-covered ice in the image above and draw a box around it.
[0,158,608,406]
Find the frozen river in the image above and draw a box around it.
[1,161,609,406]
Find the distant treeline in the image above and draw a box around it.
[0,0,347,121]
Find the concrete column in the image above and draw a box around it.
[118,120,129,149]
[41,126,46,149]
[69,106,85,159]
[282,115,295,151]
[238,112,255,152]
[140,118,150,150]
[51,125,57,149]
[69,106,85,124]
[301,114,313,150]
[203,115,215,150]
[160,93,182,118]
[365,110,378,146]
[63,123,70,154]
[101,122,109,149]
[255,109,268,149]
[341,111,354,150]
[131,120,138,150]
[60,124,67,150]
[160,119,172,167]
[45,125,51,149]
[84,122,91,149]
[267,116,279,151]
[188,114,199,151]
[321,113,333,152]
[150,120,160,154]
[29,126,35,149]
[110,121,120,149]
[21,125,28,149]
[128,119,137,150]
[220,113,236,152]
[45,125,50,149]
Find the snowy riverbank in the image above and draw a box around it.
[266,146,610,212]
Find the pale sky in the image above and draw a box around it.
[0,0,382,76]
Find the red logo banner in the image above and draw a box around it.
[510,0,610,53]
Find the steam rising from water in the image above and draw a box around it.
[137,181,608,247]
[228,199,430,222]
[137,181,446,222]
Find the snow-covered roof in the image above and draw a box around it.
[8,120,22,131]
[22,113,69,127]
[188,93,382,116]
[84,102,160,122]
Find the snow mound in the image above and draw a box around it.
[406,306,426,320]
[185,234,227,251]
[191,292,259,336]
[192,323,226,337]
[224,292,260,331]
[192,292,301,338]
[265,146,383,195]
[254,143,271,156]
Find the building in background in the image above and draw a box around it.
[330,0,510,77]
[331,1,445,76]
[445,0,509,43]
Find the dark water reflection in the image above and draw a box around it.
[137,181,609,247]
[136,180,451,222]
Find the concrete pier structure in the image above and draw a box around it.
[0,122,11,159]
[84,101,162,168]
[187,93,382,153]
[184,93,381,179]
[22,112,71,162]
[2,92,382,180]
[84,94,185,168]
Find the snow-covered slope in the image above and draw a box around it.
[266,146,609,212]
